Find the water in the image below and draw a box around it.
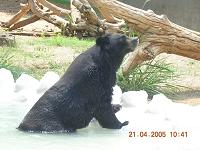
[2,69,200,149]
[0,102,129,150]
[1,101,200,150]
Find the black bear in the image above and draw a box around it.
[18,33,138,133]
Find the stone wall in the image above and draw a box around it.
[120,0,200,31]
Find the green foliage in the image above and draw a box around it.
[117,58,182,96]
[0,35,94,80]
[27,35,94,53]
[48,0,70,7]
[0,47,25,79]
[122,22,138,37]
[0,49,14,68]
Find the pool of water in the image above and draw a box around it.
[0,100,200,150]
[0,102,130,150]
[0,69,199,150]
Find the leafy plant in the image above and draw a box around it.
[0,47,25,79]
[117,58,183,96]
[122,22,138,37]
[0,49,14,68]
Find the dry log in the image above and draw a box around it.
[70,0,81,23]
[88,0,116,23]
[88,0,200,75]
[1,0,125,36]
[72,0,126,36]
[1,0,71,32]
[73,0,101,26]
[2,3,31,28]
[9,15,40,31]
[9,31,55,37]
[28,0,69,28]
[37,0,71,16]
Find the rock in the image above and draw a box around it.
[0,68,15,102]
[15,73,39,92]
[0,32,16,47]
[112,85,122,104]
[121,91,148,108]
[13,89,41,105]
[0,68,15,93]
[145,94,173,115]
[37,71,60,94]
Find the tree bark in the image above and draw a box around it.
[88,0,200,75]
[2,3,31,28]
[9,31,54,37]
[9,15,40,31]
[70,0,81,23]
[28,0,69,28]
[37,0,71,16]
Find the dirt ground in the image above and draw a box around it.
[1,0,200,105]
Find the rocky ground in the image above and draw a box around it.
[1,0,200,104]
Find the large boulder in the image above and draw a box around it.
[0,32,15,47]
[112,85,123,105]
[0,68,15,102]
[15,73,39,92]
[121,91,148,108]
[37,71,60,94]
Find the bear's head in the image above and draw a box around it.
[96,33,138,55]
[96,33,139,69]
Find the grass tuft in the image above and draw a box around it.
[117,58,183,96]
[0,35,94,80]
[27,35,94,53]
[0,48,14,68]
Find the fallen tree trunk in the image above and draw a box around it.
[9,15,40,31]
[37,0,71,16]
[1,0,125,37]
[88,0,200,75]
[1,3,31,28]
[28,0,69,28]
[9,31,55,37]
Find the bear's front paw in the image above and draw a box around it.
[112,104,122,113]
[121,121,129,128]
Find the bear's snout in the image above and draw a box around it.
[127,36,139,52]
[131,37,139,46]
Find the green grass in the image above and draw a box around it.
[0,46,26,79]
[26,36,94,53]
[0,35,94,80]
[0,45,68,80]
[117,58,183,96]
[48,0,70,7]
[0,49,14,68]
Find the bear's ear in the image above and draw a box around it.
[96,35,110,47]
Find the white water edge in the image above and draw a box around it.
[0,68,200,150]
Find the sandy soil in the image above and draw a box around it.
[1,0,200,105]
